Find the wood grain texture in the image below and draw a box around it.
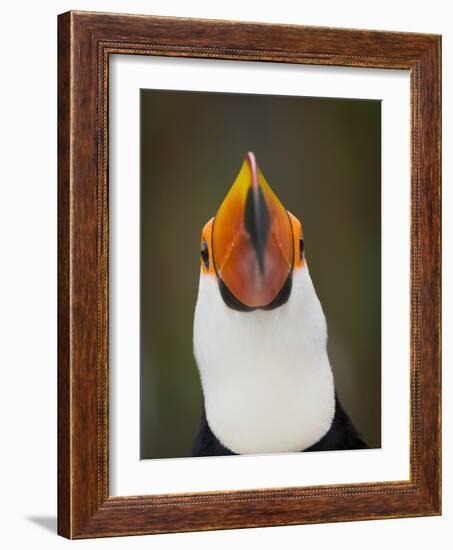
[57,11,71,538]
[57,10,441,539]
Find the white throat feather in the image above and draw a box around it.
[193,266,335,454]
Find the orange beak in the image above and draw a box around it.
[212,152,294,309]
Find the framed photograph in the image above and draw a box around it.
[58,11,441,538]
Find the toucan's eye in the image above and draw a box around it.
[299,235,304,261]
[201,240,209,269]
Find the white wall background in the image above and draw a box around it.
[0,1,450,548]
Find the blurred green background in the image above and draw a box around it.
[140,89,381,459]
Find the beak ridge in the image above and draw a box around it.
[243,165,270,274]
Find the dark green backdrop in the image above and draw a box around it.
[140,89,381,459]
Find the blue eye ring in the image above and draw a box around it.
[201,240,209,269]
[299,235,304,261]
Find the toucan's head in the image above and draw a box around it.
[199,152,305,311]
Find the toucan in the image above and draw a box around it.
[192,152,367,456]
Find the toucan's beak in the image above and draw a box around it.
[212,152,293,308]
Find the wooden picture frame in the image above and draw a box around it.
[58,10,441,539]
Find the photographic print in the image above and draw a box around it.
[140,90,381,459]
[58,12,441,537]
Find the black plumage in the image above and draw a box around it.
[192,394,367,457]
